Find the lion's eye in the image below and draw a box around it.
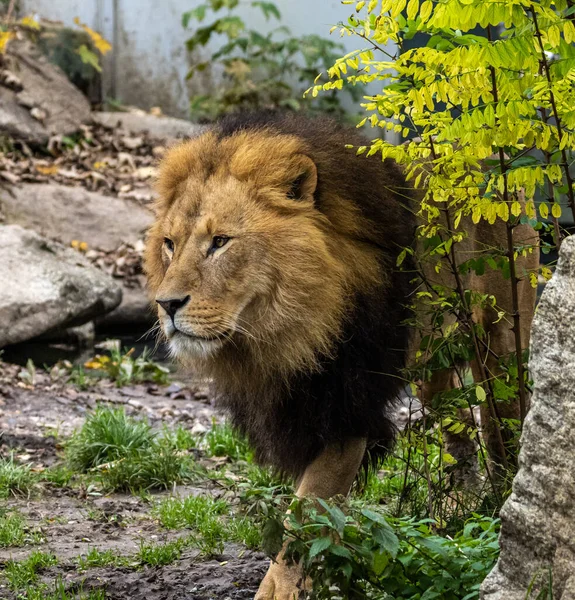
[209,236,230,255]
[164,238,174,254]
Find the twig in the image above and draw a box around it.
[531,6,575,223]
[5,0,16,22]
[487,26,528,427]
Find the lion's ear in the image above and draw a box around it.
[286,155,318,201]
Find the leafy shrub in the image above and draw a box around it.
[266,498,499,600]
[183,0,358,120]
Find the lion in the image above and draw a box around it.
[144,112,538,598]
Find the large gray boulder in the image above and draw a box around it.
[481,235,575,599]
[0,183,152,252]
[0,225,122,348]
[91,111,204,141]
[1,40,91,143]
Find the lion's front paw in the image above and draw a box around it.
[254,560,305,600]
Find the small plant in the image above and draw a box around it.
[154,494,228,529]
[4,550,58,589]
[17,358,36,386]
[76,547,132,571]
[203,420,254,462]
[0,454,39,498]
[226,515,262,550]
[83,341,170,387]
[67,365,97,390]
[23,577,106,600]
[136,537,188,566]
[39,464,75,488]
[0,510,44,548]
[97,443,195,492]
[161,423,197,451]
[183,0,358,120]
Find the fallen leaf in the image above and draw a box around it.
[36,165,60,175]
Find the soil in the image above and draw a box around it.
[0,361,270,600]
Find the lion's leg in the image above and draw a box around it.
[420,369,480,488]
[254,438,367,600]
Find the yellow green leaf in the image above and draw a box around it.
[420,0,433,22]
[511,201,521,217]
[20,15,41,30]
[539,202,549,219]
[476,386,486,402]
[0,31,14,54]
[407,0,419,21]
[74,17,112,55]
[552,203,562,218]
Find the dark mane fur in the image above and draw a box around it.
[214,112,416,480]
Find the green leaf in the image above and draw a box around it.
[252,1,282,20]
[182,5,207,27]
[76,44,101,72]
[261,517,284,557]
[328,544,353,559]
[308,536,332,559]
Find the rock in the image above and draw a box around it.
[481,236,575,600]
[0,87,49,143]
[0,183,153,252]
[92,111,204,141]
[0,225,121,348]
[96,285,153,329]
[38,321,95,348]
[1,40,91,143]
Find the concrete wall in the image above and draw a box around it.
[21,0,387,118]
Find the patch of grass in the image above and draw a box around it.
[0,510,44,548]
[65,406,197,492]
[153,495,228,556]
[154,494,228,529]
[162,423,197,451]
[97,444,196,492]
[24,577,106,600]
[76,547,133,571]
[4,550,58,589]
[66,405,155,471]
[153,494,263,554]
[0,454,39,499]
[226,516,262,550]
[203,421,253,462]
[40,464,76,488]
[136,537,188,566]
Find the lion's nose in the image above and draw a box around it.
[156,295,191,319]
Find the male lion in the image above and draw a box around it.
[144,112,537,598]
[144,112,415,598]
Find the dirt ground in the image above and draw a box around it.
[0,361,270,600]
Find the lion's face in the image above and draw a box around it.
[144,129,380,376]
